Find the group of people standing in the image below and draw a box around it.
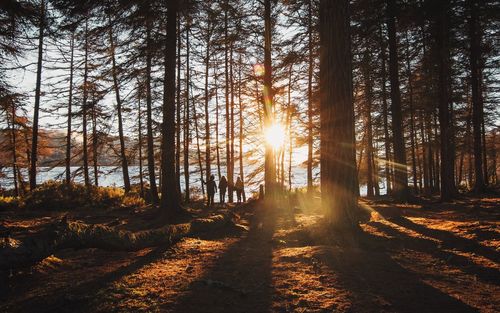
[204,175,245,207]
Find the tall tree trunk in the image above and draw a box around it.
[138,83,144,198]
[82,18,90,188]
[214,66,222,179]
[263,0,276,197]
[160,0,181,217]
[193,97,205,196]
[183,16,191,203]
[175,17,182,197]
[362,49,374,197]
[419,110,430,193]
[306,0,314,193]
[108,13,131,193]
[204,21,212,186]
[482,116,488,184]
[145,16,159,204]
[224,2,232,202]
[319,0,358,228]
[238,55,246,202]
[65,30,74,185]
[228,43,235,203]
[436,0,457,201]
[288,108,293,192]
[91,93,98,186]
[433,112,441,191]
[29,0,45,191]
[9,104,18,196]
[405,32,418,194]
[386,0,408,200]
[379,24,392,195]
[468,0,485,192]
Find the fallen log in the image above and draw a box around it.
[0,210,239,271]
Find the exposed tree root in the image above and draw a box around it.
[0,210,240,271]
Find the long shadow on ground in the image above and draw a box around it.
[167,204,279,313]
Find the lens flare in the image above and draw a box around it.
[264,123,285,150]
[254,64,265,77]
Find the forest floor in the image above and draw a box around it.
[0,194,499,313]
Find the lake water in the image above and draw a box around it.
[0,166,384,197]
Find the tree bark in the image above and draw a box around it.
[183,14,191,203]
[468,0,485,193]
[263,0,276,197]
[306,0,314,193]
[82,18,90,188]
[214,66,222,179]
[435,0,457,201]
[386,0,408,200]
[145,15,159,204]
[319,0,358,228]
[108,12,131,193]
[160,0,181,218]
[238,55,246,202]
[91,92,99,186]
[29,0,45,191]
[176,17,182,197]
[65,30,75,185]
[138,83,144,198]
[362,49,374,197]
[204,20,212,187]
[379,24,392,195]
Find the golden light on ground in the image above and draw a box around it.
[264,123,285,150]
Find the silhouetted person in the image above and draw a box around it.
[235,176,244,203]
[219,176,228,204]
[203,174,217,207]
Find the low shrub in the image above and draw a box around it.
[0,196,22,211]
[24,181,125,210]
[121,192,146,208]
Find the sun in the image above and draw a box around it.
[264,123,285,150]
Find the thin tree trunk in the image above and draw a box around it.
[386,0,408,200]
[82,18,90,187]
[420,110,430,193]
[30,0,45,191]
[224,2,232,202]
[183,16,191,203]
[405,32,418,194]
[214,65,222,179]
[288,108,293,192]
[307,0,314,193]
[108,12,131,193]
[204,20,212,186]
[91,92,99,187]
[193,97,205,196]
[482,116,488,184]
[468,0,485,192]
[175,16,182,197]
[379,24,392,195]
[138,83,144,198]
[363,49,374,197]
[66,30,75,185]
[228,43,235,203]
[145,16,159,204]
[9,105,18,196]
[263,0,276,197]
[238,55,246,202]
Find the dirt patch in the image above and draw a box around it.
[1,197,498,312]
